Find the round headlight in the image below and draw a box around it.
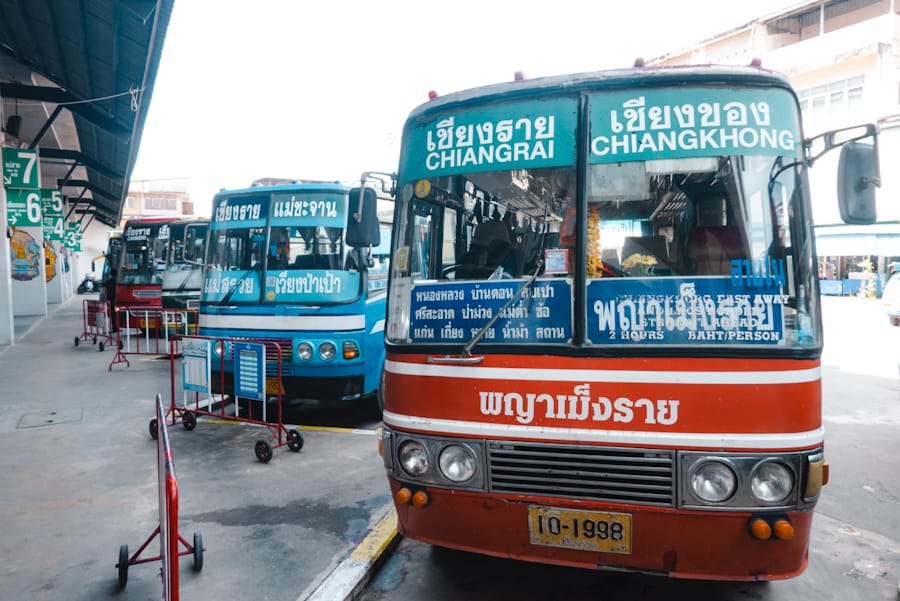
[438,445,476,482]
[690,460,737,503]
[398,440,429,477]
[296,342,313,360]
[319,341,336,360]
[750,461,794,503]
[213,340,225,356]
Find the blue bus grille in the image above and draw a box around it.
[219,337,294,367]
[487,442,675,507]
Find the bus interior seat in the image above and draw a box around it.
[292,255,318,269]
[687,194,744,275]
[457,219,515,278]
[688,226,743,275]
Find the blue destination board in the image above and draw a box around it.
[409,279,572,344]
[587,277,786,345]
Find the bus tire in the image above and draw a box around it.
[149,418,158,440]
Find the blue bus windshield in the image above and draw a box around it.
[203,188,364,304]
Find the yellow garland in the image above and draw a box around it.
[587,204,600,277]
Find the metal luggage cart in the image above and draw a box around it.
[74,299,114,351]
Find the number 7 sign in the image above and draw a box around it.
[2,147,41,189]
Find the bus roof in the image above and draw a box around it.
[405,64,794,125]
[212,182,351,201]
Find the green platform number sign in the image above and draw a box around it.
[42,189,64,241]
[64,222,82,252]
[6,189,42,227]
[2,147,40,189]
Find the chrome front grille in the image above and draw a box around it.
[487,442,675,507]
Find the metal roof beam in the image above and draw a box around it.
[58,178,118,201]
[40,147,124,180]
[0,82,131,139]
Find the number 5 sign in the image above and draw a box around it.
[2,147,40,189]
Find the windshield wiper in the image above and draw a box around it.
[218,265,259,305]
[456,264,544,359]
[454,201,551,360]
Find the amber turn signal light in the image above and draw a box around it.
[773,519,794,540]
[411,490,430,508]
[395,487,412,505]
[750,518,772,540]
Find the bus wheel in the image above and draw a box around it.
[182,411,197,431]
[255,440,273,463]
[148,418,158,440]
[99,341,105,352]
[74,337,79,347]
[287,429,303,452]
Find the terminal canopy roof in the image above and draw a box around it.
[0,0,174,227]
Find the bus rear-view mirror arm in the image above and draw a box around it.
[805,123,881,226]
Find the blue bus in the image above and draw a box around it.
[198,177,392,406]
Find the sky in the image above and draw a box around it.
[131,0,802,216]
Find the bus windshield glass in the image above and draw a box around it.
[388,86,817,351]
[204,188,363,304]
[118,222,169,286]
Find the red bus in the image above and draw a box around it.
[115,217,176,315]
[379,65,879,580]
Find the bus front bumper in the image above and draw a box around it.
[387,479,813,581]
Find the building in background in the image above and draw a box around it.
[650,0,900,295]
[122,178,193,222]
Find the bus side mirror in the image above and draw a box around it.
[837,140,879,225]
[346,187,380,247]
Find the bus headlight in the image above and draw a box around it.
[750,461,794,503]
[213,340,225,356]
[296,342,313,360]
[438,444,476,483]
[398,440,429,477]
[690,460,737,503]
[319,341,336,360]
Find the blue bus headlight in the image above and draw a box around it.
[750,461,794,503]
[213,340,225,356]
[398,440,429,477]
[297,342,313,360]
[689,460,737,503]
[438,444,476,482]
[319,341,336,360]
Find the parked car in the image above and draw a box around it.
[882,271,900,326]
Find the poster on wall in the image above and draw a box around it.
[9,227,42,281]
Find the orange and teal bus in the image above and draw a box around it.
[379,64,879,580]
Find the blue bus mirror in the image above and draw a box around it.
[837,140,879,225]
[346,187,380,247]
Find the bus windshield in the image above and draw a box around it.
[118,222,169,286]
[204,188,363,304]
[388,86,816,352]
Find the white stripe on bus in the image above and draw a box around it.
[384,359,820,385]
[201,313,364,331]
[382,411,825,449]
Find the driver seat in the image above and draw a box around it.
[457,220,513,278]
